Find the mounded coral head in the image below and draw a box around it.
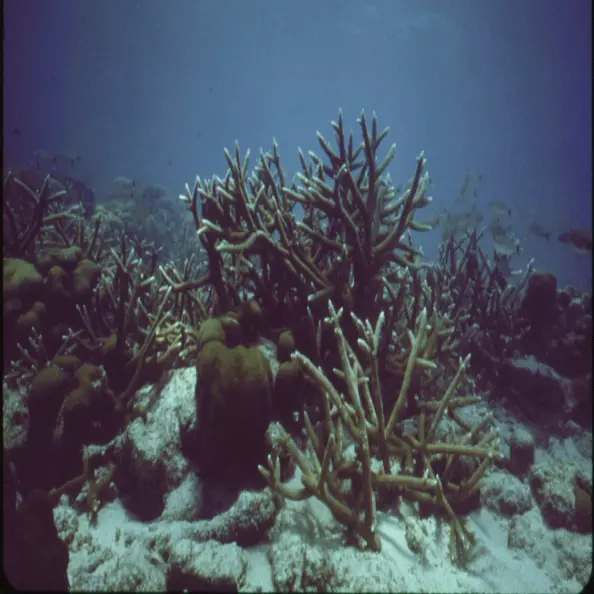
[196,318,226,351]
[28,366,78,446]
[36,246,83,275]
[276,329,296,363]
[71,259,101,301]
[237,299,263,343]
[61,364,116,451]
[4,258,44,319]
[195,338,273,484]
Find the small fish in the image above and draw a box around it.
[455,192,475,205]
[456,172,480,204]
[441,207,483,240]
[493,233,521,257]
[33,150,55,167]
[488,217,513,238]
[11,127,21,137]
[113,176,135,188]
[448,208,482,226]
[57,151,81,165]
[558,227,592,256]
[528,222,551,240]
[421,213,444,229]
[494,253,522,278]
[488,201,512,217]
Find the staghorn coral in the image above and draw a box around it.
[259,301,501,564]
[173,111,469,448]
[3,170,73,259]
[177,110,434,346]
[430,227,534,386]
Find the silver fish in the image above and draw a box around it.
[488,217,513,238]
[493,233,521,257]
[488,201,512,217]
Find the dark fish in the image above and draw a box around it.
[558,228,592,256]
[456,172,481,205]
[33,150,55,167]
[11,127,20,137]
[57,152,81,166]
[528,222,551,240]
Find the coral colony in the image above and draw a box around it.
[3,111,591,589]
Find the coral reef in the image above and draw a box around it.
[3,111,591,589]
[177,110,433,340]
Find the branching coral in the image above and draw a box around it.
[179,110,434,339]
[433,228,535,384]
[3,172,185,416]
[4,112,527,572]
[259,301,501,563]
[3,171,72,258]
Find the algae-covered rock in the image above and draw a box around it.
[72,258,101,300]
[507,426,535,478]
[574,481,592,534]
[529,461,587,531]
[53,355,83,373]
[36,246,83,275]
[220,314,243,347]
[520,270,557,325]
[3,257,44,303]
[61,364,116,449]
[4,486,70,590]
[16,301,46,331]
[44,265,70,299]
[4,296,23,319]
[28,366,78,447]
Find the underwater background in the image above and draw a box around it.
[3,0,592,289]
[3,1,592,591]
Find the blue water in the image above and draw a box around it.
[3,0,591,291]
